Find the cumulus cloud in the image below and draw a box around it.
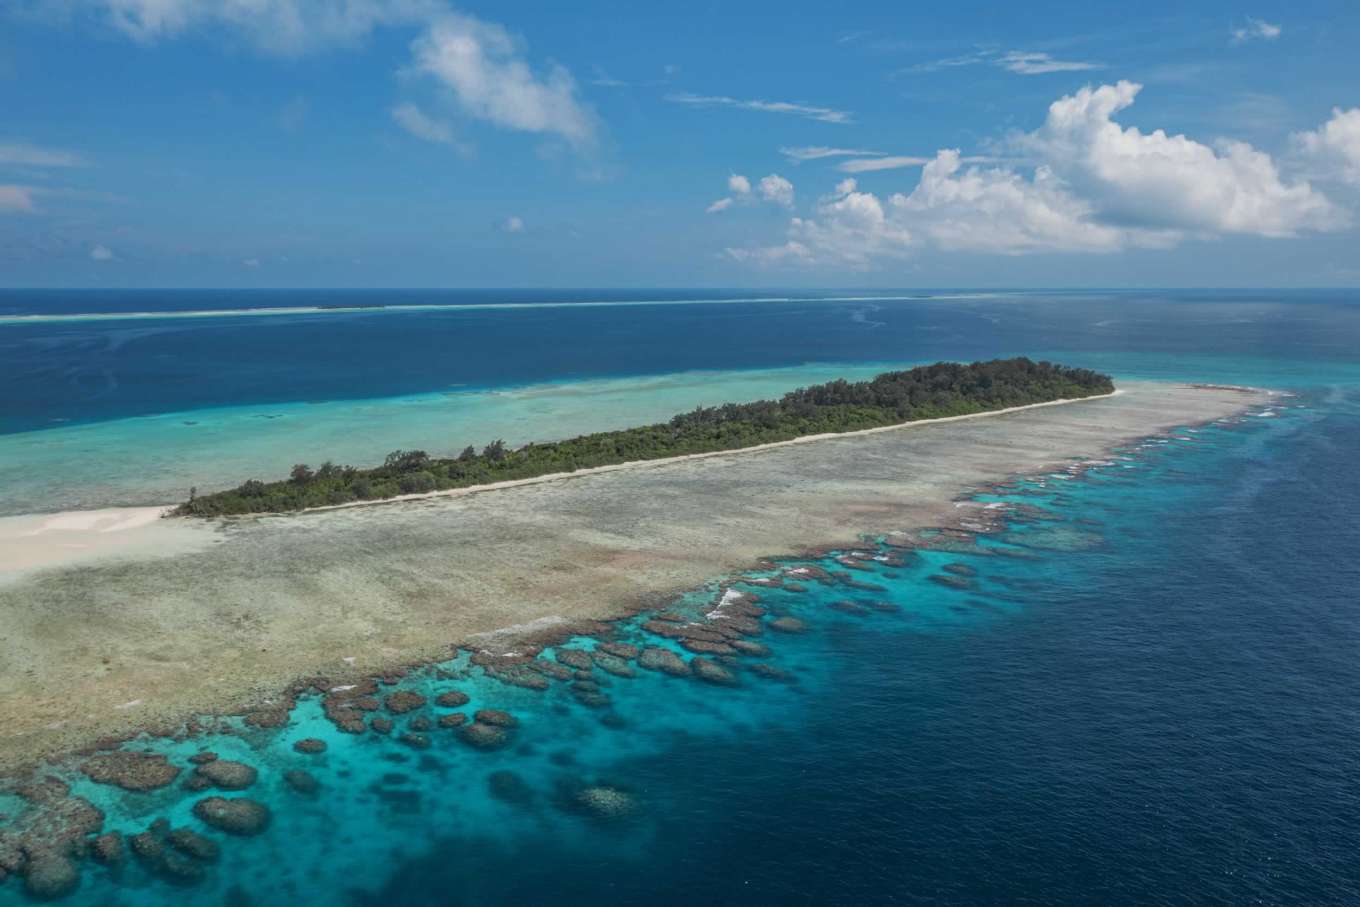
[1019,80,1340,237]
[665,93,851,124]
[726,81,1345,267]
[90,243,115,260]
[1232,18,1282,43]
[1294,107,1360,186]
[759,174,794,207]
[0,142,84,167]
[0,185,36,213]
[409,14,596,147]
[706,173,794,213]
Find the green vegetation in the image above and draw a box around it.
[174,358,1114,517]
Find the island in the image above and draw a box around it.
[175,358,1114,516]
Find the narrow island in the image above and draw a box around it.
[176,357,1114,516]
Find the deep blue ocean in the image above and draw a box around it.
[1,289,1358,905]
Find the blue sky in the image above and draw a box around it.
[3,0,1359,288]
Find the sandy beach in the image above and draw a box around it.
[0,381,1268,774]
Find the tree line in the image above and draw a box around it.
[173,358,1114,517]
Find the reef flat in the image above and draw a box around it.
[0,381,1266,776]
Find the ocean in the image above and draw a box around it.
[0,289,1358,905]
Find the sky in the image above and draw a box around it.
[2,0,1360,289]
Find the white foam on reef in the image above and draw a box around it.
[707,587,746,618]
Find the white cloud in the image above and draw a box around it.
[999,51,1101,75]
[503,215,524,232]
[726,81,1345,267]
[779,146,885,162]
[410,14,596,147]
[1294,107,1360,186]
[758,174,795,207]
[1232,18,1282,43]
[90,243,115,260]
[707,172,794,213]
[391,101,471,153]
[836,155,930,173]
[242,257,261,268]
[1020,80,1340,237]
[0,185,36,213]
[665,93,852,124]
[0,142,84,167]
[39,2,598,149]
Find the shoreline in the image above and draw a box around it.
[193,389,1125,521]
[0,382,1273,776]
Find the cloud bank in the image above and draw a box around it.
[726,81,1345,266]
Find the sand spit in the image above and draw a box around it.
[0,381,1268,773]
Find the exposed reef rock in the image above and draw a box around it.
[591,653,636,678]
[596,642,639,660]
[473,710,518,728]
[435,691,470,708]
[638,647,690,677]
[554,649,594,671]
[90,833,124,867]
[293,739,327,755]
[384,691,427,714]
[81,751,180,791]
[193,798,271,836]
[194,759,257,791]
[456,722,509,750]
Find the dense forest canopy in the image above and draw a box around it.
[174,358,1114,517]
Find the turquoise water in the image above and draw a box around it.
[2,290,1360,904]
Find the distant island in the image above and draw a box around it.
[175,358,1114,517]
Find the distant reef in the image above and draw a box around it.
[173,357,1114,517]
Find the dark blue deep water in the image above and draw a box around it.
[1,289,1358,905]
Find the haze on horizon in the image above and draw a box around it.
[2,0,1359,289]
